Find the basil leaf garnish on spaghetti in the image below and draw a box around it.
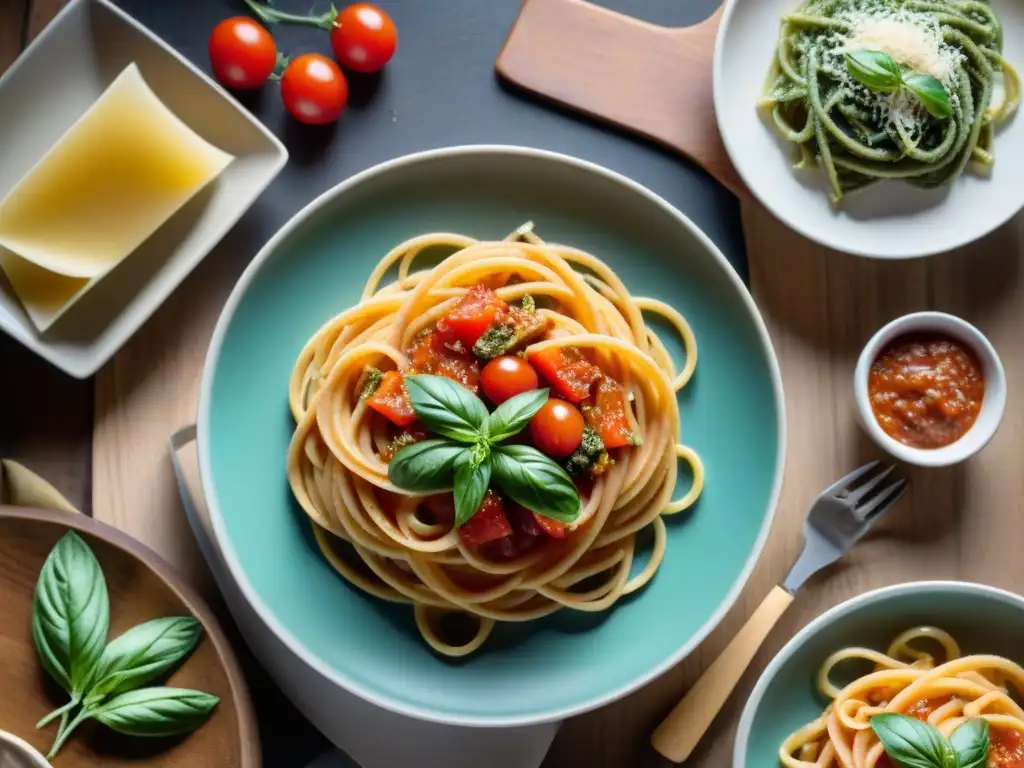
[948,718,989,768]
[485,388,549,444]
[388,440,466,491]
[404,374,489,443]
[491,445,580,523]
[902,71,952,119]
[453,451,492,527]
[845,50,902,93]
[870,713,956,768]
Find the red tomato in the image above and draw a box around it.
[280,54,349,125]
[458,491,511,546]
[584,377,634,449]
[209,17,277,90]
[480,356,540,404]
[528,346,601,403]
[991,727,1024,767]
[331,3,398,73]
[530,398,585,458]
[365,370,415,427]
[420,493,455,527]
[436,285,508,349]
[533,514,568,539]
[406,331,480,393]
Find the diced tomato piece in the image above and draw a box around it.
[366,370,416,427]
[458,490,511,546]
[436,285,508,349]
[991,726,1024,767]
[420,493,455,527]
[528,346,601,403]
[533,514,569,539]
[584,377,634,449]
[484,531,539,561]
[875,757,893,768]
[406,331,481,393]
[506,502,544,537]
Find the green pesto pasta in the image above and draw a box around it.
[760,0,1020,205]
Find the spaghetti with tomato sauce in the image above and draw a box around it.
[286,224,703,656]
[780,627,1024,767]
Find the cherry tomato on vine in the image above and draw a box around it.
[280,54,349,125]
[480,356,540,405]
[331,3,398,73]
[209,17,277,90]
[530,398,585,459]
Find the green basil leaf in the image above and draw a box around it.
[491,445,581,523]
[404,374,489,443]
[91,687,220,738]
[388,439,466,491]
[870,713,954,768]
[949,718,989,768]
[845,49,902,93]
[453,451,492,527]
[902,71,953,119]
[84,617,204,707]
[32,531,110,698]
[486,388,549,444]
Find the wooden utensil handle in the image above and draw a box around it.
[650,585,794,763]
[496,0,747,197]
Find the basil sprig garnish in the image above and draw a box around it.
[389,374,581,527]
[845,49,953,119]
[870,713,989,768]
[31,532,219,758]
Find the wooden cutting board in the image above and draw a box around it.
[91,1,1024,766]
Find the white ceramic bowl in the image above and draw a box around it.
[0,730,49,768]
[0,0,287,377]
[853,312,1006,467]
[713,0,1024,259]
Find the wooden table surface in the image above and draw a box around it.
[4,1,1024,767]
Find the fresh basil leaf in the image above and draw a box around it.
[405,374,489,443]
[84,617,204,707]
[91,687,220,738]
[870,713,955,768]
[453,452,492,527]
[949,718,989,768]
[388,439,466,491]
[486,389,549,444]
[902,71,952,119]
[845,49,902,93]
[32,531,110,699]
[491,445,581,523]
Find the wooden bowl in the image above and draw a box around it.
[0,506,259,767]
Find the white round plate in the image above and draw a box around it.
[714,0,1024,259]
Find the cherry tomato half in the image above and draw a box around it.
[280,54,349,125]
[209,17,277,90]
[529,398,585,458]
[480,356,540,405]
[331,3,398,73]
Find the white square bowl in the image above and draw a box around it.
[0,0,287,378]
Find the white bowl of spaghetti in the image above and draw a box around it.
[197,146,784,729]
[734,581,1024,768]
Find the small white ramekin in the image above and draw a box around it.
[0,730,50,768]
[854,312,1006,468]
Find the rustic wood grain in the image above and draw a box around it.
[496,0,746,197]
[0,506,259,767]
[0,0,26,71]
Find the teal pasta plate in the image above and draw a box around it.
[198,146,784,725]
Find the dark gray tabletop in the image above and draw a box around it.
[107,1,744,764]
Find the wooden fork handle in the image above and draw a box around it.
[650,585,794,763]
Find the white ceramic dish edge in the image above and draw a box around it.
[196,145,788,727]
[0,730,50,768]
[853,311,1006,467]
[0,0,288,378]
[732,581,1024,768]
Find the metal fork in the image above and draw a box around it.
[651,462,908,763]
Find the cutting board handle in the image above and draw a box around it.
[496,0,747,197]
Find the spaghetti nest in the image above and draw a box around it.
[285,226,703,657]
[781,627,1024,767]
[760,0,1020,204]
